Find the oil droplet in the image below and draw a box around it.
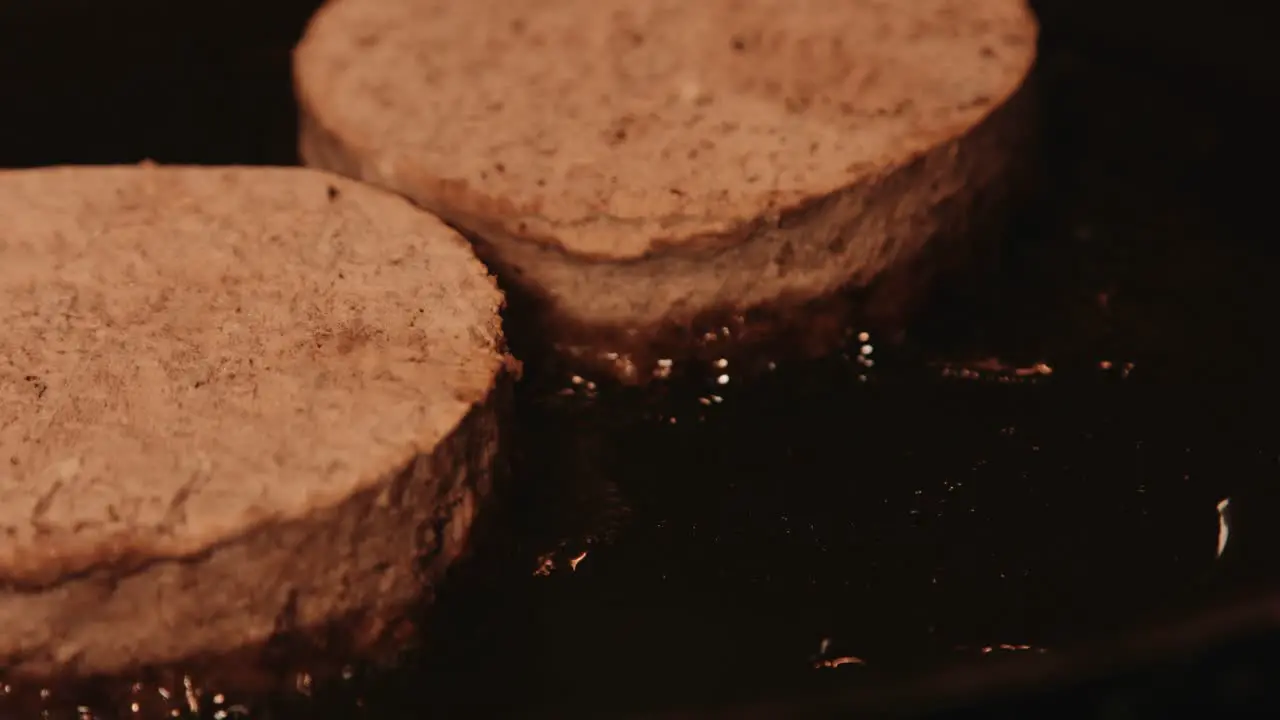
[1216,497,1231,558]
[295,672,313,697]
[811,638,865,669]
[813,656,864,668]
[974,643,1045,654]
[653,358,674,379]
[183,674,199,713]
[533,553,556,576]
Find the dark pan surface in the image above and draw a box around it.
[2,2,1279,718]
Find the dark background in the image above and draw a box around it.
[3,2,1280,719]
[0,0,1274,168]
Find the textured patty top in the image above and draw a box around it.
[295,0,1038,259]
[0,165,503,586]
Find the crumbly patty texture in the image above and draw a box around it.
[295,0,1038,259]
[0,165,504,587]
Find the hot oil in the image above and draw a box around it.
[495,350,1278,717]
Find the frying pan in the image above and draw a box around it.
[1,1,1277,717]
